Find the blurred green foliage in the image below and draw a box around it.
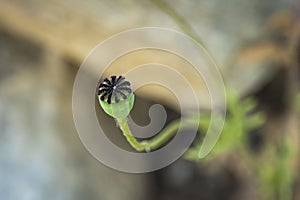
[184,89,298,200]
[258,139,295,200]
[296,92,300,112]
[185,89,265,160]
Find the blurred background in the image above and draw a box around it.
[0,0,299,199]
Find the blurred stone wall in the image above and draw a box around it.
[0,1,297,200]
[0,29,151,200]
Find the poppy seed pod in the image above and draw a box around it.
[97,75,134,120]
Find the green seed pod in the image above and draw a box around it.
[97,75,134,120]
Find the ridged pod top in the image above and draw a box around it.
[97,75,132,104]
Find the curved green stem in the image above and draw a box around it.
[117,117,199,152]
[117,118,145,151]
